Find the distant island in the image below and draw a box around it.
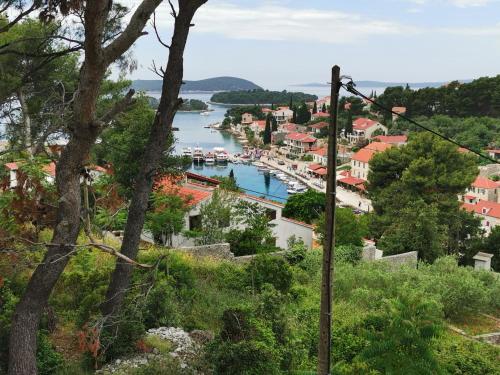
[132,76,262,92]
[147,97,208,112]
[293,80,473,89]
[210,89,318,105]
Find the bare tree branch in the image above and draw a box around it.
[152,11,170,49]
[98,89,136,125]
[168,0,178,19]
[0,3,38,34]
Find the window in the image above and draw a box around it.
[266,208,277,221]
[189,215,202,230]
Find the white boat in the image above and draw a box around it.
[214,147,229,163]
[205,153,215,164]
[200,111,211,116]
[287,188,298,194]
[193,147,204,162]
[182,147,193,157]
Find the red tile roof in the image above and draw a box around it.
[157,177,213,207]
[186,172,221,186]
[261,108,273,113]
[365,142,392,152]
[281,216,315,229]
[5,162,18,170]
[487,149,500,154]
[286,132,317,143]
[373,135,408,144]
[392,107,406,113]
[472,176,499,189]
[314,167,328,175]
[310,147,327,157]
[351,148,376,163]
[308,163,323,171]
[353,118,381,130]
[462,200,500,219]
[309,122,329,129]
[313,112,329,117]
[253,120,267,129]
[339,176,366,186]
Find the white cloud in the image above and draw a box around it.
[408,0,495,7]
[148,2,418,44]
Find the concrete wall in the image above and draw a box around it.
[362,244,418,268]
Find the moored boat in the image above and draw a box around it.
[193,147,204,162]
[182,147,193,157]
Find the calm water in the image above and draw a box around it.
[149,92,289,202]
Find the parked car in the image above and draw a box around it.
[278,160,285,165]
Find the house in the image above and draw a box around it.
[308,147,327,165]
[273,107,294,125]
[162,173,314,249]
[487,149,500,161]
[250,120,267,136]
[462,200,500,234]
[311,112,329,121]
[241,113,253,125]
[307,163,328,179]
[463,176,499,203]
[349,118,387,142]
[307,121,328,134]
[3,161,107,189]
[316,96,331,111]
[350,142,392,180]
[372,135,408,146]
[392,107,406,122]
[285,132,317,155]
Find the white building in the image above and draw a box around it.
[463,176,499,203]
[349,118,388,142]
[164,173,314,249]
[350,142,392,181]
[272,107,294,125]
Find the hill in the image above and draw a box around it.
[132,76,262,92]
[294,79,473,89]
[210,89,318,105]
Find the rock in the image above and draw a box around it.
[189,329,214,345]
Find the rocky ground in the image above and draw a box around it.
[96,327,213,374]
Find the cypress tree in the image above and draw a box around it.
[313,101,318,114]
[292,107,297,123]
[346,110,353,134]
[229,168,235,181]
[263,114,272,144]
[289,94,293,109]
[322,103,327,113]
[271,116,278,132]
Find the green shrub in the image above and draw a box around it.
[336,245,362,265]
[246,255,293,294]
[143,278,180,329]
[37,331,64,375]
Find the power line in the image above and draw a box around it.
[341,80,500,165]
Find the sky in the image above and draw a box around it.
[120,0,500,88]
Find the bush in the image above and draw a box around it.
[37,331,64,375]
[245,255,293,294]
[336,245,362,265]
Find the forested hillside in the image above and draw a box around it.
[132,77,262,92]
[211,90,318,104]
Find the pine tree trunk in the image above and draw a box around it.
[8,1,161,373]
[101,0,207,319]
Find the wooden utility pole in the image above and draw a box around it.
[318,65,341,375]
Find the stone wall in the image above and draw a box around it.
[379,251,418,268]
[233,250,287,263]
[177,243,234,260]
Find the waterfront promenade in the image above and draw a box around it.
[260,155,373,212]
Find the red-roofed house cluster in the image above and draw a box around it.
[461,175,500,234]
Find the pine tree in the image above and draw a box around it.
[289,95,293,109]
[296,102,312,124]
[229,168,235,182]
[263,114,272,144]
[313,101,318,114]
[292,107,297,123]
[322,103,327,113]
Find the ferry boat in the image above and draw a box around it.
[193,147,204,163]
[205,152,215,164]
[182,147,193,157]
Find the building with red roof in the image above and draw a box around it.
[308,147,328,165]
[272,107,294,125]
[391,106,406,122]
[311,112,329,120]
[372,135,408,146]
[350,142,393,180]
[462,200,500,234]
[307,121,328,134]
[487,149,500,161]
[463,176,499,203]
[250,120,267,135]
[350,118,388,141]
[285,132,317,155]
